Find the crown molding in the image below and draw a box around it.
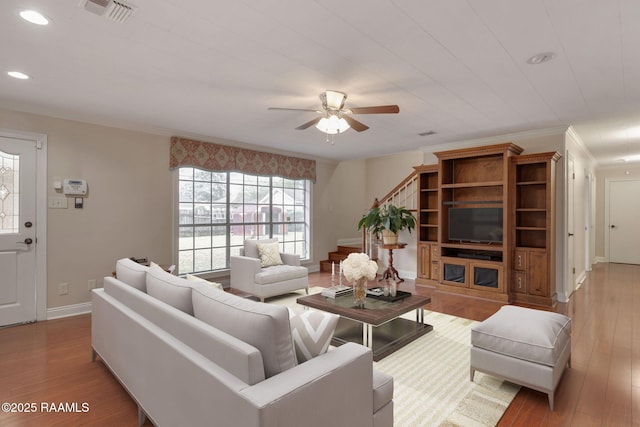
[566,125,598,166]
[420,126,569,154]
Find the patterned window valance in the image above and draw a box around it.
[169,137,316,182]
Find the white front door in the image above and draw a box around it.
[609,179,640,264]
[0,136,37,326]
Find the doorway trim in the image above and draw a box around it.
[604,176,640,262]
[0,128,47,321]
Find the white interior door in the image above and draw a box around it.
[609,180,640,264]
[566,155,575,296]
[0,136,37,326]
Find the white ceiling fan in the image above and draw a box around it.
[268,90,400,136]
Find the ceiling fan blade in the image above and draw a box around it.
[347,105,400,114]
[343,116,369,132]
[268,107,321,113]
[295,117,323,130]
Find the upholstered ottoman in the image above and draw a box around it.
[470,305,571,410]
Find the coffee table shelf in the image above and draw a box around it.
[297,292,432,361]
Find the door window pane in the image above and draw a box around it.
[0,151,19,234]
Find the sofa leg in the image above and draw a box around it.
[305,287,309,295]
[138,406,147,426]
[547,392,554,411]
[91,348,97,362]
[470,366,475,382]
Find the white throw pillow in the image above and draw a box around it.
[185,274,223,290]
[256,241,283,267]
[115,258,149,292]
[288,308,339,363]
[146,265,194,314]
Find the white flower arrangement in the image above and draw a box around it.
[342,252,378,283]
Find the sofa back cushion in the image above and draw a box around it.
[191,282,296,378]
[146,266,194,315]
[243,238,278,260]
[115,258,149,292]
[103,276,266,385]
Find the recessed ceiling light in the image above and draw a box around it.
[526,52,556,65]
[7,71,30,80]
[19,9,49,25]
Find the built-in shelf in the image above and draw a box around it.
[443,200,503,206]
[441,181,503,189]
[415,144,558,306]
[516,181,546,186]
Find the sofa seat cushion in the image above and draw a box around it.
[146,266,194,315]
[115,258,149,292]
[255,264,308,285]
[471,305,571,367]
[373,370,394,413]
[191,283,296,378]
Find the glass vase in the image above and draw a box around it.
[353,278,367,308]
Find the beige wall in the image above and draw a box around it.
[0,108,350,311]
[312,158,366,259]
[0,109,173,309]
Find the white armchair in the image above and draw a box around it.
[231,239,309,301]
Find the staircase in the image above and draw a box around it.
[319,245,364,273]
[320,169,420,273]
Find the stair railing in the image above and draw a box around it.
[361,170,419,257]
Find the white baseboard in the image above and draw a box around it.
[594,256,606,264]
[306,264,320,273]
[47,302,92,320]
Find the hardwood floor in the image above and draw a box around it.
[0,262,637,426]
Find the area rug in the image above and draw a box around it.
[266,288,520,427]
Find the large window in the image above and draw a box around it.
[177,168,311,274]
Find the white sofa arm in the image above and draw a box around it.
[280,252,300,266]
[230,255,261,293]
[240,343,376,427]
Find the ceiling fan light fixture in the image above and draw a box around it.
[316,116,350,134]
[322,90,347,110]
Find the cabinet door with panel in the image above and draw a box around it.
[418,243,431,279]
[469,262,504,293]
[528,250,548,296]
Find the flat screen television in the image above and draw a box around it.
[448,207,503,243]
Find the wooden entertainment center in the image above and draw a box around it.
[415,143,560,307]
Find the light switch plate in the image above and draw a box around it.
[48,197,68,209]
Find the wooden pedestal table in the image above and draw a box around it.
[378,243,407,283]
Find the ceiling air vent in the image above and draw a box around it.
[81,0,136,23]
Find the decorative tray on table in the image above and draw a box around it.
[365,287,412,302]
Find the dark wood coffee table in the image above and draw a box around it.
[297,291,432,361]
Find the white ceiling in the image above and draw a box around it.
[2,0,640,165]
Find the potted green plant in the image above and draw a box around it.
[357,204,416,245]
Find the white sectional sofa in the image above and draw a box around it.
[91,259,393,427]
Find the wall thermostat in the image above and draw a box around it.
[63,179,88,196]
